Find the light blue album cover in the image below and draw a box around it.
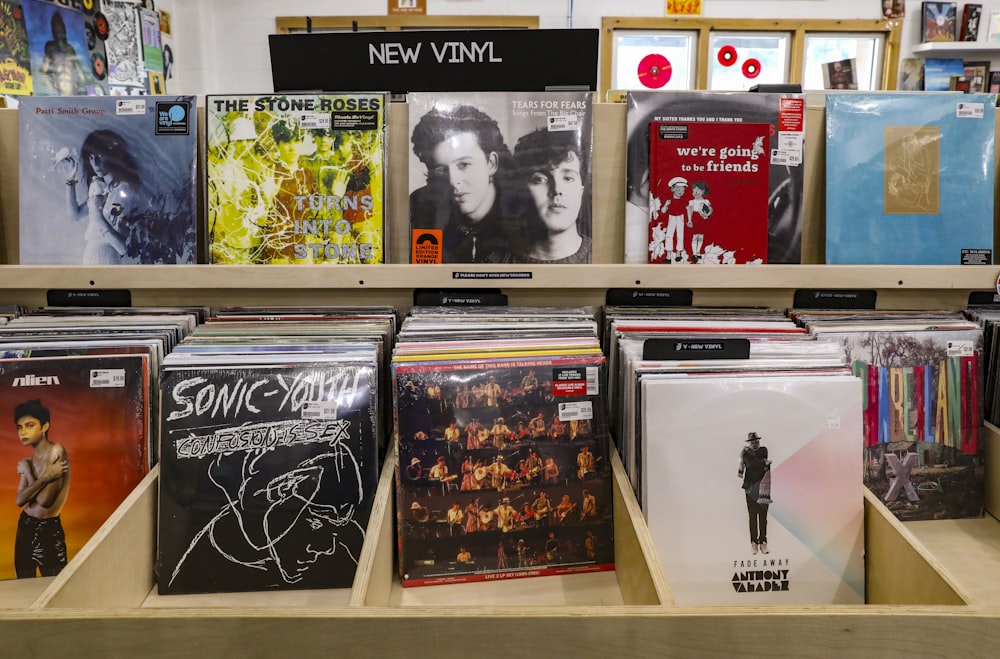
[825,92,995,265]
[922,58,964,92]
[19,95,197,264]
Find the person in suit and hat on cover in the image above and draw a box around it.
[738,431,772,555]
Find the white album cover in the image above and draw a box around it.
[641,374,864,605]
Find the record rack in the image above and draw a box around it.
[2,102,1000,657]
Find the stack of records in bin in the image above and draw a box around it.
[0,305,202,581]
[155,306,395,595]
[392,306,615,587]
[608,303,864,605]
[604,305,817,501]
[792,308,985,522]
[962,302,1000,428]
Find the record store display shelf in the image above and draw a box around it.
[0,429,997,656]
[5,103,1000,656]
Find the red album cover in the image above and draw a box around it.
[647,121,770,264]
[0,355,150,580]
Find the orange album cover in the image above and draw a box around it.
[0,354,150,580]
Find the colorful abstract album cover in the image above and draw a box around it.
[206,93,387,265]
[647,121,770,264]
[157,362,380,594]
[19,0,104,96]
[19,94,197,265]
[921,1,958,41]
[0,0,33,95]
[826,93,995,265]
[814,327,985,521]
[625,90,805,265]
[394,356,615,587]
[407,91,594,264]
[0,354,151,580]
[641,374,864,605]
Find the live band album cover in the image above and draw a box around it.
[206,93,387,265]
[394,357,615,587]
[156,362,379,595]
[18,94,198,265]
[0,354,150,580]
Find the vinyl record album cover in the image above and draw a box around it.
[625,91,806,264]
[811,325,985,521]
[0,354,150,580]
[407,91,594,264]
[922,2,958,41]
[394,356,614,586]
[102,0,147,94]
[19,95,198,265]
[157,362,379,594]
[0,0,33,95]
[647,121,770,264]
[19,0,100,96]
[826,93,995,265]
[641,374,864,605]
[207,93,387,265]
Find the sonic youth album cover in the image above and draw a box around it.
[19,95,197,265]
[408,91,593,265]
[157,362,379,594]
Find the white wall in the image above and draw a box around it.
[166,0,1000,94]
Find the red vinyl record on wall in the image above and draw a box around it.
[637,53,672,89]
[718,45,738,67]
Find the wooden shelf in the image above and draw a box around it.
[2,433,1000,656]
[912,41,1000,56]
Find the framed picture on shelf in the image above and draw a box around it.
[921,2,958,42]
[964,60,990,92]
[988,70,1000,93]
[988,11,1000,40]
[960,4,983,41]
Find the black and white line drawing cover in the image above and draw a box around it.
[407,91,593,264]
[156,362,379,594]
[19,95,197,265]
[102,0,146,94]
